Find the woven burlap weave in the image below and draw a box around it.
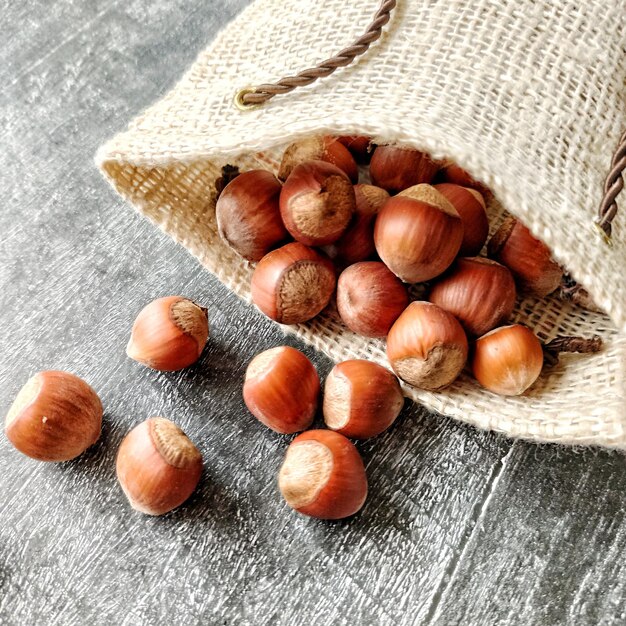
[97,0,626,449]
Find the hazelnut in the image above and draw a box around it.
[250,242,336,324]
[386,301,468,390]
[369,145,439,193]
[325,184,389,268]
[488,217,563,298]
[428,257,517,336]
[278,135,358,182]
[472,325,544,395]
[126,296,209,371]
[279,160,356,246]
[323,360,404,438]
[215,169,288,262]
[434,162,490,196]
[116,417,203,515]
[278,429,367,519]
[243,346,320,434]
[434,183,489,256]
[336,135,373,164]
[374,184,463,283]
[336,261,409,337]
[5,370,102,462]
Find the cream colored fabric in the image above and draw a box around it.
[97,0,626,448]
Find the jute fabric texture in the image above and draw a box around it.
[97,0,626,448]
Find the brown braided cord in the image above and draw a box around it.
[238,0,396,107]
[543,335,603,368]
[596,128,626,242]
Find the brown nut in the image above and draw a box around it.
[434,183,489,256]
[488,217,563,298]
[472,324,544,395]
[215,169,288,262]
[243,346,320,434]
[428,257,517,336]
[250,242,336,324]
[386,301,468,390]
[278,136,358,183]
[336,261,409,337]
[126,296,209,371]
[116,417,203,516]
[434,162,490,196]
[278,429,367,519]
[5,370,103,462]
[336,135,373,164]
[325,184,389,268]
[279,160,356,246]
[374,184,463,283]
[370,145,439,193]
[323,360,404,438]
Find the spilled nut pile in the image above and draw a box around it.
[4,136,602,520]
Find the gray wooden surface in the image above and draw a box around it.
[1,1,625,624]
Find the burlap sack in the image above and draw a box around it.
[97,0,626,449]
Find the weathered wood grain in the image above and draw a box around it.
[0,1,624,625]
[431,444,626,626]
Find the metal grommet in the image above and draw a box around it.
[233,88,261,111]
[593,221,613,248]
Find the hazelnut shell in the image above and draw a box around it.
[251,242,336,325]
[215,169,287,262]
[278,136,358,183]
[278,429,367,519]
[5,370,102,462]
[434,183,489,256]
[243,346,320,434]
[488,217,562,297]
[279,160,356,246]
[428,257,517,336]
[472,325,544,396]
[374,184,464,283]
[127,296,209,371]
[337,136,373,164]
[336,261,409,337]
[325,184,389,267]
[116,417,203,515]
[323,360,404,438]
[386,301,468,390]
[370,145,439,193]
